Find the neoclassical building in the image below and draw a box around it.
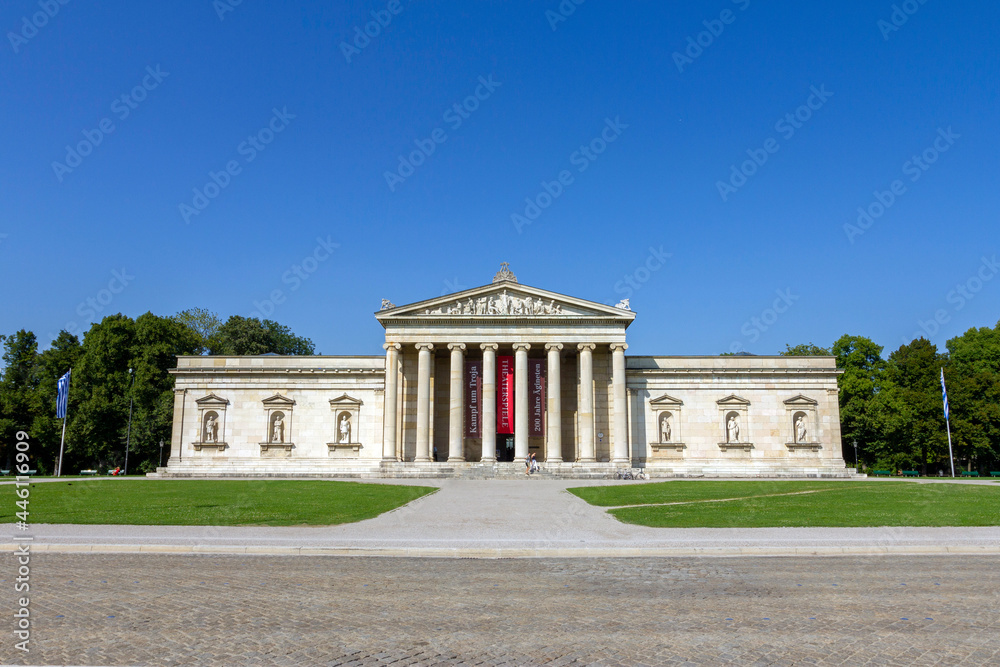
[160,265,852,478]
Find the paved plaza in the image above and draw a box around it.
[2,553,999,665]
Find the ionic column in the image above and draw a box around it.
[447,343,466,462]
[610,343,629,463]
[577,344,596,462]
[382,342,401,461]
[415,343,434,462]
[545,343,563,463]
[513,343,531,460]
[480,344,498,463]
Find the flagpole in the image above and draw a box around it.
[57,417,67,477]
[941,367,955,478]
[56,367,71,478]
[946,414,955,478]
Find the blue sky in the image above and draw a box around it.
[2,0,997,357]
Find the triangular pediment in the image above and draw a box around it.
[329,393,363,407]
[195,393,229,407]
[716,394,751,406]
[650,393,684,406]
[261,393,295,407]
[783,394,818,406]
[375,282,636,323]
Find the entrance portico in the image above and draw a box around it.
[377,266,635,464]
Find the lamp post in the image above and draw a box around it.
[124,367,135,475]
[853,439,859,471]
[159,439,165,468]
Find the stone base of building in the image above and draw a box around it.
[149,459,861,480]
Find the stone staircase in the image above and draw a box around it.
[149,459,860,480]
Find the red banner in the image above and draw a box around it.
[529,359,545,437]
[497,355,514,434]
[465,360,481,438]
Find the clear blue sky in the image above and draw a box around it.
[2,0,997,357]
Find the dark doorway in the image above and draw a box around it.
[497,435,515,462]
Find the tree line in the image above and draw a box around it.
[2,310,997,474]
[777,325,1000,473]
[0,310,314,474]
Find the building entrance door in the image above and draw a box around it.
[497,435,515,462]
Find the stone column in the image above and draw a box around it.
[545,343,563,463]
[610,343,629,463]
[381,342,401,461]
[577,344,596,463]
[414,343,434,462]
[447,343,466,462]
[513,343,531,460]
[480,344,498,463]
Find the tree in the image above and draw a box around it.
[831,334,903,467]
[174,308,223,355]
[781,343,832,356]
[208,316,315,355]
[887,338,948,473]
[0,330,41,469]
[945,321,1000,470]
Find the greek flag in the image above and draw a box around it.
[56,370,71,419]
[940,368,949,420]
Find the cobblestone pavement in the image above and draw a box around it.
[2,554,999,666]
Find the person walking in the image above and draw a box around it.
[525,453,532,475]
[530,453,539,474]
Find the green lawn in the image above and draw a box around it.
[0,479,436,526]
[567,480,1000,527]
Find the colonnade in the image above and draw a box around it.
[381,341,629,463]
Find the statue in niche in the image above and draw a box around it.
[272,414,284,444]
[204,414,219,443]
[511,297,523,315]
[339,414,351,444]
[534,298,544,314]
[795,415,807,443]
[727,415,740,443]
[476,297,487,315]
[464,298,474,314]
[496,294,508,315]
[660,414,671,443]
[487,296,498,315]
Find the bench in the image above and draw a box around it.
[990,472,1000,478]
[80,470,97,476]
[872,470,893,476]
[901,470,920,477]
[961,471,980,477]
